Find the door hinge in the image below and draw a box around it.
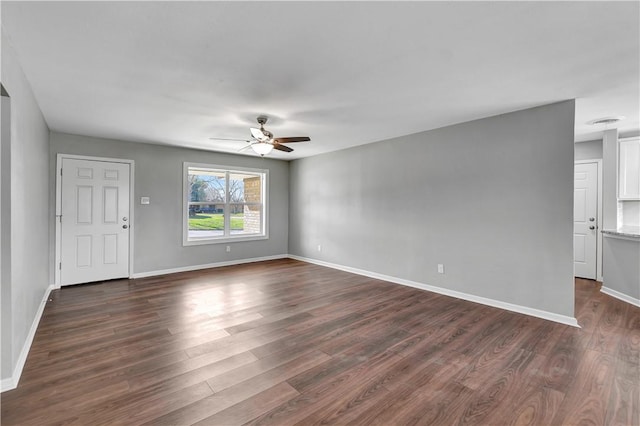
[60,168,63,176]
[59,262,62,270]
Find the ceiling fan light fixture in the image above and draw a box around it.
[250,127,269,141]
[251,142,274,156]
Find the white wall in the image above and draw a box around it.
[575,139,602,161]
[49,132,289,277]
[1,29,51,385]
[289,101,576,319]
[622,202,640,227]
[602,129,619,230]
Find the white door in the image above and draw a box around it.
[60,158,130,285]
[574,162,598,279]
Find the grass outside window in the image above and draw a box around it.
[188,213,244,230]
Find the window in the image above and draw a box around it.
[183,163,268,245]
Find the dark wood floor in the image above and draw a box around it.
[1,259,638,425]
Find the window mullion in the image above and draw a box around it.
[224,171,230,237]
[262,176,266,234]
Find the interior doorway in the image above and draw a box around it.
[574,160,603,281]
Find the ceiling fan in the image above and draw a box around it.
[209,116,310,156]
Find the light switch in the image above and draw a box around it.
[140,196,150,205]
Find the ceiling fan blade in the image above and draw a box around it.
[273,143,294,152]
[237,143,255,153]
[273,136,310,144]
[209,137,251,142]
[250,127,268,141]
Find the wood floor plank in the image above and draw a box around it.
[249,351,405,426]
[606,358,639,426]
[1,259,637,425]
[382,348,473,394]
[185,328,291,359]
[551,349,618,425]
[290,374,392,425]
[1,380,131,425]
[491,384,565,426]
[80,380,215,426]
[377,381,476,426]
[127,350,257,392]
[208,346,322,393]
[617,325,640,366]
[6,348,191,404]
[144,349,329,425]
[343,382,419,426]
[193,382,299,426]
[457,349,547,424]
[527,346,580,393]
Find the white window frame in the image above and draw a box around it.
[183,162,268,246]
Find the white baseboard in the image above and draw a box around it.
[1,284,54,393]
[131,254,289,279]
[601,286,640,308]
[0,376,15,392]
[288,255,580,328]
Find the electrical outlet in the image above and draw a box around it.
[317,244,322,252]
[437,264,445,274]
[226,246,231,253]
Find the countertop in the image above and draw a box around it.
[602,225,640,240]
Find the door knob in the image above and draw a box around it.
[589,217,595,222]
[123,217,128,221]
[123,225,129,229]
[589,225,595,230]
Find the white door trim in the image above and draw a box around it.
[55,154,135,288]
[575,159,603,282]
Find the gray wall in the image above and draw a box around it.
[603,237,640,300]
[1,30,51,381]
[49,133,289,276]
[575,139,602,161]
[1,93,12,380]
[289,101,576,318]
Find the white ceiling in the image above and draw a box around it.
[2,1,638,160]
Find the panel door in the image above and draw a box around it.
[60,158,130,285]
[574,162,598,279]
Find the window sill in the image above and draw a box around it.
[183,234,268,246]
